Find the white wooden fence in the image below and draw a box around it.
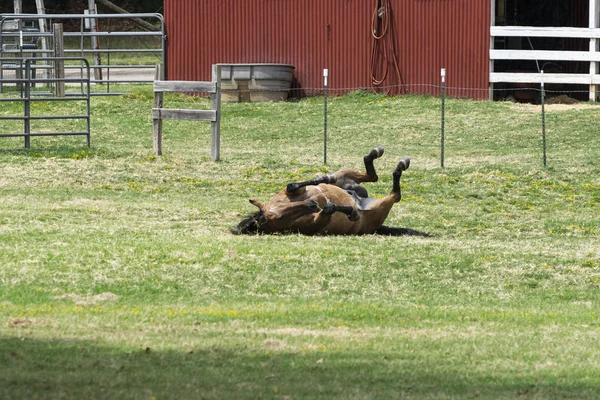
[152,64,222,160]
[489,0,600,100]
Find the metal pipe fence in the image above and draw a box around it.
[0,13,164,95]
[0,56,91,149]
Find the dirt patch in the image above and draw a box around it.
[261,327,357,339]
[512,101,600,113]
[258,325,497,341]
[7,318,39,328]
[262,338,290,351]
[53,292,120,306]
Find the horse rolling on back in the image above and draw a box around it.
[234,147,431,236]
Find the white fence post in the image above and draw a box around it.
[440,68,446,169]
[541,70,547,167]
[323,68,328,164]
[152,64,163,155]
[211,64,221,161]
[590,0,599,101]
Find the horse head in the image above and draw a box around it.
[231,200,267,234]
[233,197,322,235]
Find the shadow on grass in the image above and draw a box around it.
[0,147,116,160]
[0,336,595,400]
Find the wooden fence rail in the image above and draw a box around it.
[152,64,221,160]
[489,23,600,100]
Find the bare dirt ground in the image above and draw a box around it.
[511,102,600,113]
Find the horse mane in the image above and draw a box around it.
[231,210,264,235]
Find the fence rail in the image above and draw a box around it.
[152,64,222,160]
[490,25,600,100]
[0,56,91,149]
[0,13,164,95]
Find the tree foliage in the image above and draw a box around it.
[0,0,163,14]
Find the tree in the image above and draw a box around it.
[0,0,163,14]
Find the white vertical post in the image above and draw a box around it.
[211,64,221,161]
[152,64,163,156]
[489,0,496,100]
[323,68,328,164]
[13,0,22,13]
[541,70,547,167]
[590,0,599,101]
[441,68,446,168]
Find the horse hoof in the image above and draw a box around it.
[287,183,299,193]
[348,209,360,221]
[322,202,336,215]
[306,200,319,212]
[367,146,385,161]
[397,157,410,171]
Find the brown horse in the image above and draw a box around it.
[233,147,431,236]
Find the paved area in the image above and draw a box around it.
[65,66,155,83]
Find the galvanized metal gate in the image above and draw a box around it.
[0,57,91,148]
[0,13,165,95]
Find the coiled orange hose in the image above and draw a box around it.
[370,0,404,94]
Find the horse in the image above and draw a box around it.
[233,146,431,236]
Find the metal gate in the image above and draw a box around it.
[0,13,165,95]
[0,57,91,149]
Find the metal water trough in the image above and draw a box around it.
[219,63,294,102]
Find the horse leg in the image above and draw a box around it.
[286,174,337,194]
[304,146,382,198]
[322,202,359,221]
[275,199,320,220]
[287,146,385,196]
[331,146,385,185]
[391,157,410,202]
[363,145,384,182]
[350,157,410,234]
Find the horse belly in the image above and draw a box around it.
[320,213,361,235]
[356,208,392,234]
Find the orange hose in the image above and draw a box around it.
[370,0,404,94]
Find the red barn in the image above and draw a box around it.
[164,0,600,101]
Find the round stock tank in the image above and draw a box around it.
[219,63,294,102]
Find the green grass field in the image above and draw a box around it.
[1,88,599,399]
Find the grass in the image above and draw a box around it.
[62,35,163,66]
[1,87,599,399]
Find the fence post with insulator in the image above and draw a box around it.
[541,70,547,168]
[324,68,328,164]
[441,68,446,169]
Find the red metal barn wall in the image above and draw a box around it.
[164,0,490,99]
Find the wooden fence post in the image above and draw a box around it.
[152,65,220,159]
[53,23,65,97]
[153,64,163,155]
[87,0,102,82]
[35,0,48,59]
[211,64,221,161]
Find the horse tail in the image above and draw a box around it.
[375,225,434,237]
